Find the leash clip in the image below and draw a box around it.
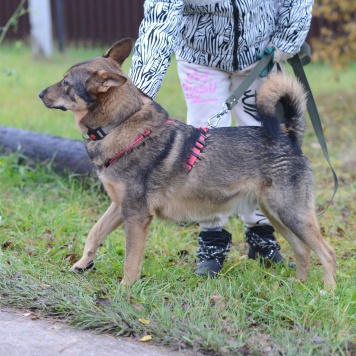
[207,103,229,129]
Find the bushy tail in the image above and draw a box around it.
[256,72,307,148]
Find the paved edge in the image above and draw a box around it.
[0,309,193,356]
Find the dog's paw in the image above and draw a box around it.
[71,260,94,273]
[120,276,135,286]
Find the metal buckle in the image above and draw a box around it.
[86,127,106,141]
[207,103,229,129]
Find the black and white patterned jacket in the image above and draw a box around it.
[129,0,314,98]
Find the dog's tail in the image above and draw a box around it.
[256,72,307,148]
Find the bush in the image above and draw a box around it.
[312,0,356,69]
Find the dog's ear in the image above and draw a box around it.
[89,70,127,94]
[104,38,133,65]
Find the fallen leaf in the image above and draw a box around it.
[66,254,79,263]
[337,226,345,236]
[295,323,310,333]
[313,335,325,344]
[210,294,227,310]
[132,303,144,311]
[308,297,317,306]
[272,281,279,292]
[138,318,150,325]
[177,250,189,258]
[319,289,327,296]
[94,297,111,307]
[181,302,190,311]
[210,294,222,304]
[1,241,14,250]
[140,335,152,342]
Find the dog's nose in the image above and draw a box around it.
[39,89,45,99]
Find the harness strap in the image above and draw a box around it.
[104,129,152,168]
[103,121,207,172]
[186,127,209,172]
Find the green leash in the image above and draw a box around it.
[288,43,338,214]
[224,52,274,111]
[222,43,338,215]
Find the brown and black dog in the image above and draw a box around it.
[39,39,336,288]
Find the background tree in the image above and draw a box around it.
[0,0,27,45]
[312,0,356,69]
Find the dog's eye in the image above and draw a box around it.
[63,79,69,86]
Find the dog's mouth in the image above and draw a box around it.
[55,106,68,111]
[41,100,67,111]
[39,90,67,111]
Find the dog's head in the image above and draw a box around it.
[39,38,133,113]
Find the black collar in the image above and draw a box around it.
[82,123,118,141]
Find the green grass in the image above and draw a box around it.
[1,43,356,354]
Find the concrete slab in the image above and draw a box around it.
[0,309,191,356]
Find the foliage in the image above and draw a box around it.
[312,1,356,69]
[0,0,28,46]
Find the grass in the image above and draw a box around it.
[1,43,356,354]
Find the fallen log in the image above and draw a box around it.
[0,126,93,175]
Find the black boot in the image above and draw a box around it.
[245,225,284,265]
[194,229,232,277]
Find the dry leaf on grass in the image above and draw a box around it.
[138,318,150,325]
[210,293,227,310]
[94,297,111,307]
[140,335,152,342]
[1,241,14,250]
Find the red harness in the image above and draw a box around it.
[104,129,152,168]
[88,122,209,171]
[186,126,209,172]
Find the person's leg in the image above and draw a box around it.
[177,57,232,127]
[177,58,232,276]
[229,66,285,264]
[239,209,284,264]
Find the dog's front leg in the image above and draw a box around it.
[71,202,123,272]
[121,214,152,285]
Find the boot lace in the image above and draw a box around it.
[196,236,232,264]
[245,230,281,252]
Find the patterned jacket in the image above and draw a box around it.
[129,0,314,98]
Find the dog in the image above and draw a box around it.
[39,38,336,288]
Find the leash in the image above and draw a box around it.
[207,52,274,128]
[288,43,338,214]
[208,43,338,214]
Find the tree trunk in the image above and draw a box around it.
[0,126,93,175]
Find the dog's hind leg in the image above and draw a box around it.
[263,206,336,289]
[270,220,311,281]
[121,212,153,285]
[71,202,123,272]
[297,217,336,289]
